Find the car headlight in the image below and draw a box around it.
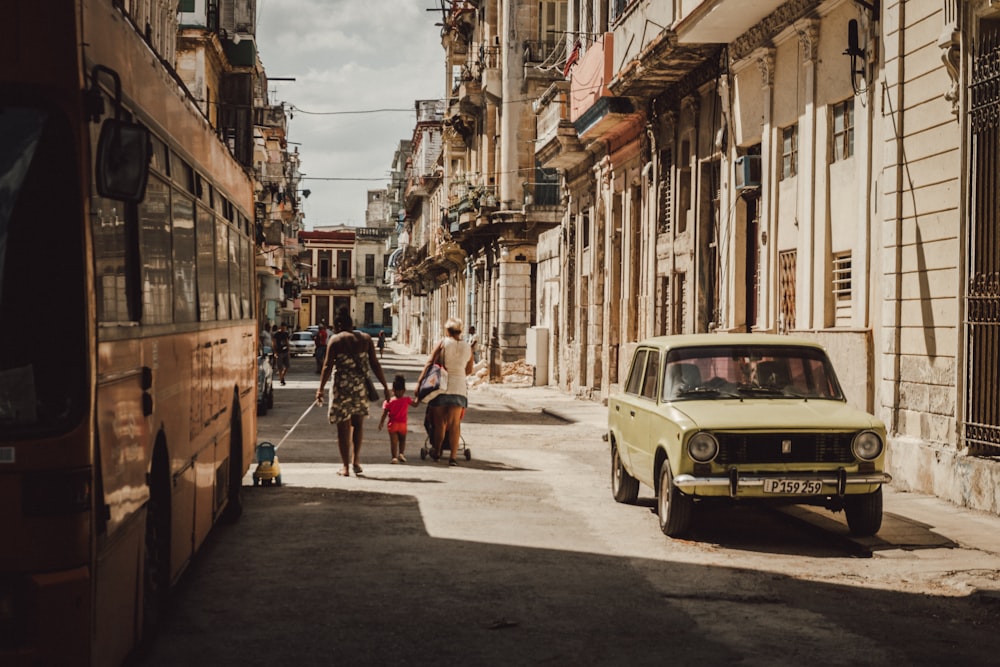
[852,430,883,461]
[687,432,719,463]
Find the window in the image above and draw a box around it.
[337,250,352,278]
[781,125,798,180]
[139,175,173,324]
[172,194,197,323]
[832,252,852,326]
[581,210,590,249]
[365,254,375,280]
[364,302,375,326]
[624,350,647,395]
[641,351,660,400]
[832,99,854,161]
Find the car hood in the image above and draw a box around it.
[670,399,882,432]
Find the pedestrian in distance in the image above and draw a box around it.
[467,325,479,363]
[416,317,473,466]
[377,330,386,359]
[316,307,390,477]
[314,320,328,374]
[378,374,413,464]
[273,323,291,386]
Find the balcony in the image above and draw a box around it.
[674,0,787,44]
[309,277,355,290]
[608,1,719,101]
[534,81,587,170]
[567,33,643,143]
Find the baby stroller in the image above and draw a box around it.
[419,410,471,461]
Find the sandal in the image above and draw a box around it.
[353,464,364,475]
[398,453,407,463]
[449,459,458,467]
[336,468,349,477]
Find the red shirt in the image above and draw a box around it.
[383,396,413,426]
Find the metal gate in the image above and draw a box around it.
[966,25,1000,456]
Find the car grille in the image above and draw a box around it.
[714,432,857,465]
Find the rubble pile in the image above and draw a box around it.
[468,359,534,387]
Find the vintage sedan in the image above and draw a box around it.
[607,334,891,538]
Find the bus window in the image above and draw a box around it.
[228,225,240,318]
[215,219,230,319]
[138,175,172,324]
[0,104,86,433]
[172,193,197,323]
[196,203,216,321]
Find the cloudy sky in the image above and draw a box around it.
[255,0,445,228]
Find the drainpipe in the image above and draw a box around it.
[889,3,905,434]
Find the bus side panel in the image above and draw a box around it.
[93,521,142,667]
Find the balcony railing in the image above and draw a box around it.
[309,276,355,290]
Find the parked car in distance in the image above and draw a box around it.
[290,331,316,357]
[607,334,891,538]
[257,346,274,416]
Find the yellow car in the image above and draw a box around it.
[607,334,890,538]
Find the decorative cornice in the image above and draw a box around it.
[754,47,776,88]
[794,18,820,63]
[730,0,818,63]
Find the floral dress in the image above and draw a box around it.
[328,349,370,423]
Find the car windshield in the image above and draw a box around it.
[662,345,844,402]
[293,333,311,341]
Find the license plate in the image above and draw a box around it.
[763,479,822,494]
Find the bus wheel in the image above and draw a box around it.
[222,400,244,523]
[140,445,171,651]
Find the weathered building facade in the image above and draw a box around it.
[388,0,1000,516]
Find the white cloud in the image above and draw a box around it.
[256,0,442,226]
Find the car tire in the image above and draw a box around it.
[611,442,639,504]
[266,386,274,409]
[657,463,693,537]
[844,486,883,536]
[257,400,267,416]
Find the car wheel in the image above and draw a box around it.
[611,442,639,504]
[266,386,274,409]
[844,486,883,536]
[657,463,693,537]
[257,400,266,416]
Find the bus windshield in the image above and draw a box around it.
[0,102,87,435]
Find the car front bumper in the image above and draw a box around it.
[673,469,892,497]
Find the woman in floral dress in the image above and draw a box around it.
[316,308,389,476]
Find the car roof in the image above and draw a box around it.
[636,333,828,352]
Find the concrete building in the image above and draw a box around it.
[393,2,562,372]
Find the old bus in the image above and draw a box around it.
[1,1,258,664]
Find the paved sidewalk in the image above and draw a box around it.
[390,340,1000,565]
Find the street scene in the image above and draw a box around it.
[136,346,1000,666]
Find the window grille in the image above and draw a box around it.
[832,252,852,326]
[779,250,796,332]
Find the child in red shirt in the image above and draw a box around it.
[378,374,413,463]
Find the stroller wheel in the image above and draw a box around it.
[420,447,428,460]
[465,448,471,461]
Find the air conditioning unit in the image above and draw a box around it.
[735,155,761,190]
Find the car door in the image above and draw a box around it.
[630,347,662,488]
[611,348,647,472]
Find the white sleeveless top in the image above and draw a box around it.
[439,337,472,397]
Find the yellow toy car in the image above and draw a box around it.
[252,442,282,486]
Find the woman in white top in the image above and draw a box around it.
[417,317,473,466]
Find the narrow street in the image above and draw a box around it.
[136,345,1000,666]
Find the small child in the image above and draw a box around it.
[378,374,413,463]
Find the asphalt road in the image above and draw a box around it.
[134,347,1000,666]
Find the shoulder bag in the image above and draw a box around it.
[417,341,448,402]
